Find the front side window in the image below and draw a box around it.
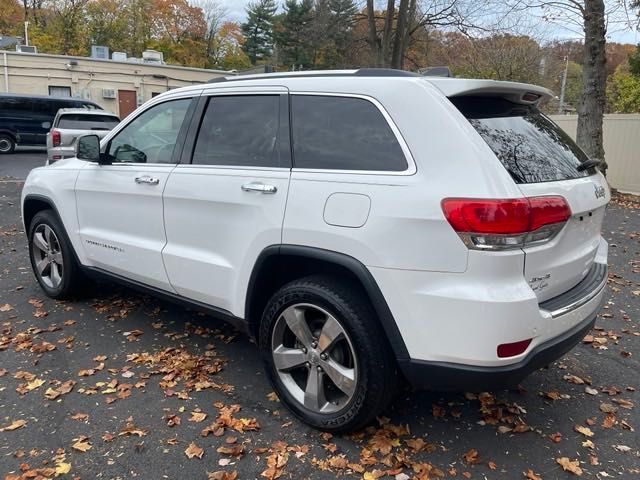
[291,95,408,171]
[107,98,191,164]
[192,95,283,168]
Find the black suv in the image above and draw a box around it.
[0,93,102,154]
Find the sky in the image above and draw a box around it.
[220,0,639,44]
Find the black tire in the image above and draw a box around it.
[259,275,398,432]
[0,134,16,154]
[28,210,85,299]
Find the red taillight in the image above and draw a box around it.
[441,196,571,250]
[51,129,61,147]
[527,196,572,231]
[497,339,532,358]
[441,198,531,234]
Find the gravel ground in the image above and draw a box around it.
[0,158,638,479]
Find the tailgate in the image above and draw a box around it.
[518,175,609,301]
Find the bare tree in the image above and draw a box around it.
[197,0,228,68]
[495,0,638,174]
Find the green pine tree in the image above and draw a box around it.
[242,0,278,65]
[275,0,314,70]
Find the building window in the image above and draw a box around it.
[48,86,71,97]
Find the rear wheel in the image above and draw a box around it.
[0,134,15,154]
[259,275,397,432]
[28,210,85,299]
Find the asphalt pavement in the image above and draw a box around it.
[0,150,46,180]
[0,152,638,479]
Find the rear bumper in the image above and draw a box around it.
[399,312,596,390]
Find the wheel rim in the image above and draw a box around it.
[0,138,11,153]
[31,224,64,289]
[271,303,358,414]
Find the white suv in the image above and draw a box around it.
[22,69,609,432]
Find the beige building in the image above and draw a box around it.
[0,50,229,118]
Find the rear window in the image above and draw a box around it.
[451,96,591,184]
[58,114,119,130]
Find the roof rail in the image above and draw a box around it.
[207,68,421,84]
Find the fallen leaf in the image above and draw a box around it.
[574,425,594,437]
[463,448,479,464]
[185,442,204,459]
[71,437,92,452]
[600,403,618,413]
[190,411,207,423]
[0,419,27,432]
[556,457,583,476]
[0,303,13,312]
[207,471,238,480]
[524,469,542,480]
[612,445,631,452]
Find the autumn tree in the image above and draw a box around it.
[0,0,23,34]
[242,0,278,65]
[85,0,129,52]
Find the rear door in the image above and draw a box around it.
[452,96,609,301]
[162,87,291,315]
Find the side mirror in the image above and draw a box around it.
[76,134,102,163]
[42,121,51,129]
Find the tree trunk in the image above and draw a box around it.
[577,0,607,173]
[366,0,383,66]
[390,0,409,69]
[399,0,417,69]
[381,0,395,67]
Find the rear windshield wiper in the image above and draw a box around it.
[577,159,602,171]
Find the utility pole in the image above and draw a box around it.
[24,22,29,46]
[558,55,569,114]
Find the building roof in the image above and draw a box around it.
[0,49,232,76]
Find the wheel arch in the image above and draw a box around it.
[245,245,410,362]
[23,194,61,232]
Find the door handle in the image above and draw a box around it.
[241,182,277,194]
[135,175,160,185]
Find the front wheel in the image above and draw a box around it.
[28,210,85,299]
[259,275,398,432]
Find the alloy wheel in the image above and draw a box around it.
[271,303,358,414]
[31,224,64,289]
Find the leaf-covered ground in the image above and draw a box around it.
[0,179,638,480]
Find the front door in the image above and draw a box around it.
[75,95,196,291]
[118,90,137,119]
[162,89,291,316]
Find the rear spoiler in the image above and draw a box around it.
[424,78,553,106]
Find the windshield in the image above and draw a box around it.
[58,114,119,130]
[450,96,592,184]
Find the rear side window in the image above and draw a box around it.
[291,95,407,171]
[58,114,119,130]
[192,95,284,168]
[451,96,591,184]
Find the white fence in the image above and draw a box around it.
[549,114,640,195]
